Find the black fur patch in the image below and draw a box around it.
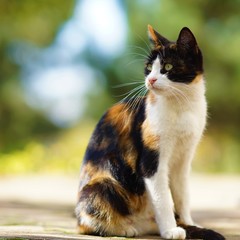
[109,153,145,195]
[84,113,118,166]
[128,98,146,157]
[139,147,159,177]
[180,224,225,240]
[80,179,130,217]
[159,44,202,83]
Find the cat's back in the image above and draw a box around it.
[78,97,147,191]
[85,97,146,158]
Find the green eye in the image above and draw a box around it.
[147,64,152,71]
[165,63,173,71]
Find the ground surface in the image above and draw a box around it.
[0,174,239,240]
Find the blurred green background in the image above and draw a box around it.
[0,0,240,175]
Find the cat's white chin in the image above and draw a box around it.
[147,85,164,93]
[146,82,166,93]
[147,85,173,97]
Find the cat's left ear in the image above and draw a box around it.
[177,27,199,54]
[148,25,170,48]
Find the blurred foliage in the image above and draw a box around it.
[0,0,75,45]
[195,130,240,173]
[0,122,94,175]
[0,0,75,151]
[0,0,240,174]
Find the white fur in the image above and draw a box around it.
[144,58,207,239]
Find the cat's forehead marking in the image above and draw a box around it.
[152,57,160,68]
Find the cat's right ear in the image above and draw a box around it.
[148,25,169,48]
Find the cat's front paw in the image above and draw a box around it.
[162,227,186,239]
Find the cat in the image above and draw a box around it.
[75,25,225,240]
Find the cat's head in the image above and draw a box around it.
[145,25,203,97]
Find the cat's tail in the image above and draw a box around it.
[179,224,225,240]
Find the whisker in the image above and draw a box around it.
[127,45,150,56]
[121,85,146,114]
[174,82,196,91]
[136,34,152,51]
[118,85,145,102]
[125,58,146,67]
[168,85,195,111]
[124,52,149,59]
[169,88,184,108]
[113,85,144,123]
[128,87,147,111]
[123,85,145,103]
[135,88,148,109]
[112,81,143,89]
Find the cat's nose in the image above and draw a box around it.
[149,78,157,85]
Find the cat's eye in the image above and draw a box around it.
[165,63,173,71]
[147,64,152,71]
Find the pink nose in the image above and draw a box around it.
[149,78,157,85]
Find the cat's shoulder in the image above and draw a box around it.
[103,97,147,125]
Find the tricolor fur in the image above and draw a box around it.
[75,25,225,240]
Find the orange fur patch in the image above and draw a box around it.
[148,92,157,104]
[142,120,160,151]
[148,24,158,42]
[106,103,132,135]
[78,224,95,234]
[121,143,137,171]
[106,103,138,170]
[148,24,162,50]
[78,162,113,198]
[79,162,96,180]
[190,74,203,84]
[130,192,148,213]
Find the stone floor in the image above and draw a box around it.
[0,174,239,240]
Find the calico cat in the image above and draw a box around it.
[75,25,225,240]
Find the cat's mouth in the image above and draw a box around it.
[146,74,169,93]
[147,83,166,94]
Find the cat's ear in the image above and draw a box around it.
[148,25,170,48]
[177,27,199,54]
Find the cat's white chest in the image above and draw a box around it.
[147,94,207,145]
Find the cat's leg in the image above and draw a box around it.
[75,177,138,237]
[144,159,186,239]
[170,156,225,240]
[130,196,160,236]
[170,155,194,226]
